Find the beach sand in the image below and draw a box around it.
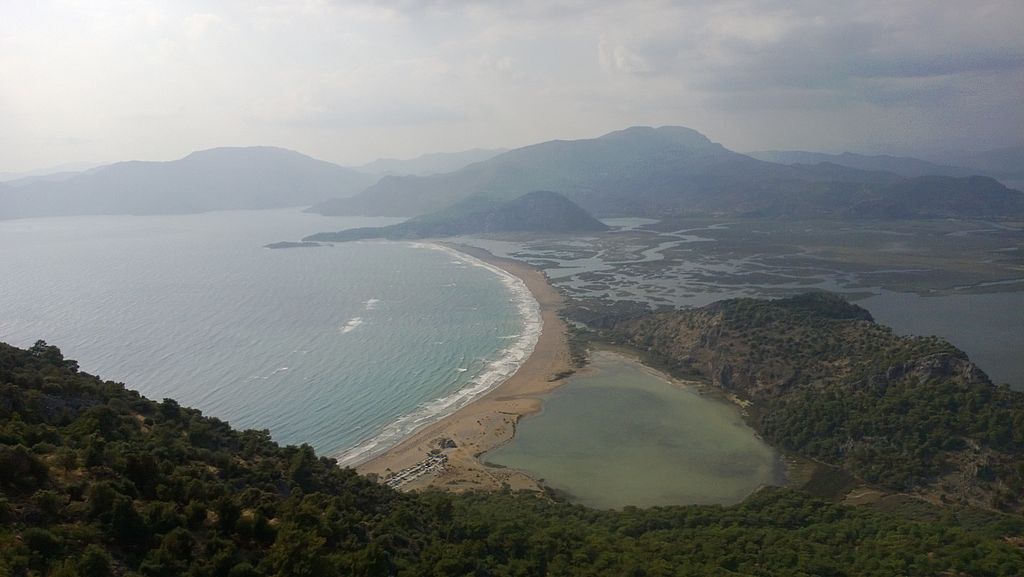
[355,242,572,492]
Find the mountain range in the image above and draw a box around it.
[311,126,1023,219]
[745,150,978,178]
[0,147,375,219]
[925,145,1024,183]
[844,175,1024,219]
[3,127,1022,221]
[355,148,507,177]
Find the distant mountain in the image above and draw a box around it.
[309,126,911,219]
[0,147,377,219]
[302,190,608,243]
[0,161,103,183]
[845,175,1024,219]
[923,145,1024,189]
[356,148,508,176]
[1,170,86,188]
[747,150,978,178]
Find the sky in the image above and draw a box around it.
[1,0,1022,172]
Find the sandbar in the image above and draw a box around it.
[355,242,572,492]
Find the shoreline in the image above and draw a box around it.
[355,242,573,492]
[333,241,542,468]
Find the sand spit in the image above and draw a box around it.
[355,242,572,493]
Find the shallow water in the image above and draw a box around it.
[465,234,1024,390]
[485,351,784,509]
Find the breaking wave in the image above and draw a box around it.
[334,244,542,467]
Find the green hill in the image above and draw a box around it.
[301,190,608,243]
[602,292,1024,511]
[2,339,1024,575]
[846,175,1024,218]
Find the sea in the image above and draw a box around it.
[0,208,540,465]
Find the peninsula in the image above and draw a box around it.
[301,190,608,243]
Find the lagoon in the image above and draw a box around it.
[485,350,784,509]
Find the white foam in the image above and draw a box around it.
[334,243,542,468]
[246,366,290,380]
[339,317,363,334]
[364,298,381,310]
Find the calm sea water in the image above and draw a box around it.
[485,351,784,508]
[860,290,1024,389]
[0,209,536,461]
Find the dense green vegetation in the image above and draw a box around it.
[3,339,1024,576]
[606,292,1024,510]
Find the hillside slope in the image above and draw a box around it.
[3,339,1024,576]
[308,126,917,218]
[302,190,608,242]
[312,126,1024,220]
[603,292,1024,512]
[356,148,507,176]
[846,175,1024,218]
[748,150,978,178]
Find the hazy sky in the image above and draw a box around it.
[2,0,1022,171]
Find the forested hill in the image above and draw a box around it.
[3,339,1024,576]
[604,292,1024,512]
[301,190,608,243]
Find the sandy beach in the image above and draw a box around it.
[355,242,573,492]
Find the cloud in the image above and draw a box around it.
[598,39,657,75]
[1,0,1022,170]
[184,12,223,41]
[248,56,468,128]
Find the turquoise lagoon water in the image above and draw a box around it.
[0,209,539,463]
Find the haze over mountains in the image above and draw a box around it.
[0,161,105,186]
[0,147,375,219]
[312,126,1024,220]
[750,146,1024,192]
[925,145,1024,190]
[303,190,609,243]
[1,126,1022,221]
[356,148,508,177]
[746,151,978,178]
